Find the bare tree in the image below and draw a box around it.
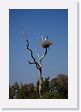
[23,33,52,98]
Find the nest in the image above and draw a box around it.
[41,40,53,48]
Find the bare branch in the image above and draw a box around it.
[23,33,40,69]
[28,60,35,64]
[35,49,40,58]
[28,60,40,69]
[39,48,47,63]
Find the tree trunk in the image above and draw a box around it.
[24,34,50,98]
[38,67,42,98]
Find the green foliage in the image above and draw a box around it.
[41,77,50,94]
[9,85,14,99]
[50,74,68,98]
[9,74,68,99]
[9,82,19,99]
[42,92,61,99]
[18,83,29,99]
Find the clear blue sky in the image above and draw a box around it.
[9,9,68,85]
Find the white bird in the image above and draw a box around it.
[41,36,48,41]
[44,36,48,41]
[41,36,44,41]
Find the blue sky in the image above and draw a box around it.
[9,9,68,85]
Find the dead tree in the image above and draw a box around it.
[23,33,52,98]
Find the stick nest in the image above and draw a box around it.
[41,40,53,48]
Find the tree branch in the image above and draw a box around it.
[24,33,40,69]
[28,60,35,64]
[35,49,40,58]
[39,48,48,63]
